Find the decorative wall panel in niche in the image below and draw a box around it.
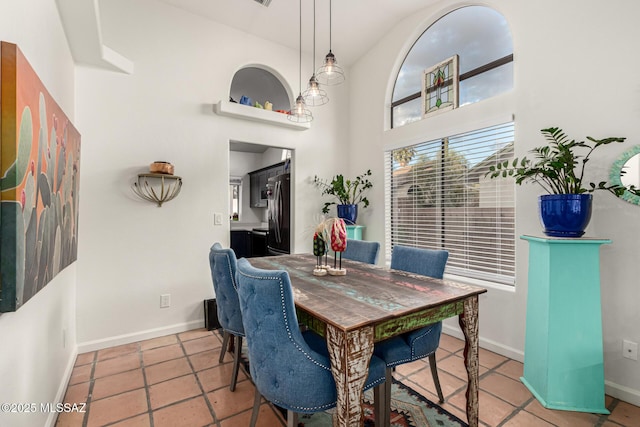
[0,41,81,312]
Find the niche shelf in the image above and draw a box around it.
[213,100,310,131]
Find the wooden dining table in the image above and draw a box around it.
[249,253,487,427]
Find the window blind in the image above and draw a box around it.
[385,122,515,285]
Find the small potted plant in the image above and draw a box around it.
[486,126,632,237]
[313,170,373,224]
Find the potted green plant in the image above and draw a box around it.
[486,126,632,237]
[313,170,373,224]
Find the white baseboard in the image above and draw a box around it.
[605,380,640,407]
[46,346,78,427]
[442,324,525,362]
[77,320,204,353]
[442,325,640,406]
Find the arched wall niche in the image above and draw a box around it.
[229,64,292,112]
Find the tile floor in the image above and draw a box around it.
[55,329,640,427]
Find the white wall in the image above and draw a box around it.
[0,1,77,426]
[229,150,263,224]
[74,0,350,349]
[349,0,640,405]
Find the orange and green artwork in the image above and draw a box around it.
[0,41,81,312]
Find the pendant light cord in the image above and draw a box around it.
[313,0,316,71]
[329,0,332,52]
[298,0,302,93]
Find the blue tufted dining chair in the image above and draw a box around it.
[208,243,244,392]
[374,245,449,426]
[342,239,381,264]
[235,258,387,427]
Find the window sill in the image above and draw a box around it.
[213,100,310,131]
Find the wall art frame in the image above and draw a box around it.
[1,41,81,312]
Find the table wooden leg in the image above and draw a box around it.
[326,324,374,427]
[459,296,480,427]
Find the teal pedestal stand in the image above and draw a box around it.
[346,225,365,240]
[520,235,610,414]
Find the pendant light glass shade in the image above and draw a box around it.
[288,0,313,123]
[302,0,329,106]
[302,75,329,106]
[288,93,313,123]
[316,0,345,86]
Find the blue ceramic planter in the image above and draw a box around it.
[337,204,358,225]
[538,194,592,238]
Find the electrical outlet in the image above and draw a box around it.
[623,340,638,360]
[160,294,171,308]
[214,212,223,225]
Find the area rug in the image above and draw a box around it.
[297,379,468,427]
[229,331,467,427]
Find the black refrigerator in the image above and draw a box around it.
[267,173,290,255]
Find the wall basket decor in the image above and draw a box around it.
[0,41,82,312]
[131,162,182,207]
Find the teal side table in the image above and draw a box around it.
[346,225,365,240]
[520,235,610,414]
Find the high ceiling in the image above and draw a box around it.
[56,0,438,73]
[157,0,437,66]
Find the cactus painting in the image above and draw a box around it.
[1,42,81,312]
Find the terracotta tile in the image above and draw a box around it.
[608,400,640,425]
[145,357,193,385]
[178,328,213,342]
[110,413,151,427]
[480,372,533,407]
[64,381,91,404]
[139,334,178,351]
[97,342,139,361]
[449,389,515,426]
[189,349,223,372]
[197,363,248,393]
[86,389,148,427]
[503,410,554,426]
[182,335,220,355]
[435,347,452,361]
[68,364,92,385]
[439,333,465,353]
[75,352,96,366]
[404,368,466,401]
[495,359,524,381]
[524,398,600,427]
[206,378,255,419]
[142,344,184,366]
[94,353,141,378]
[478,347,508,369]
[438,353,489,381]
[220,403,285,426]
[55,409,85,427]
[92,368,145,400]
[152,396,213,427]
[149,374,202,409]
[394,359,427,377]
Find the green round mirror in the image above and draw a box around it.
[610,145,640,205]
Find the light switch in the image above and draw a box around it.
[214,212,223,225]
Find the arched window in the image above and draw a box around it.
[391,6,513,128]
[385,7,515,286]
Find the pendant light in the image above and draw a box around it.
[288,0,313,123]
[302,0,329,106]
[316,0,345,86]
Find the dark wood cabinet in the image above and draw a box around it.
[230,230,252,258]
[248,161,286,208]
